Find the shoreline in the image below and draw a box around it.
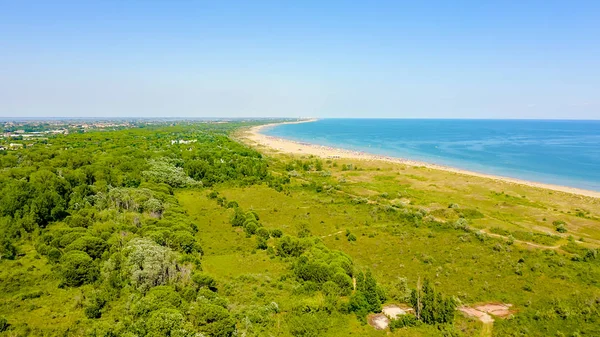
[242,119,600,199]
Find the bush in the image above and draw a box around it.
[0,316,7,332]
[192,273,217,291]
[172,231,200,254]
[0,238,17,260]
[287,312,329,337]
[48,247,62,262]
[556,223,568,233]
[389,315,419,331]
[256,228,271,240]
[84,292,107,319]
[256,237,268,250]
[189,300,236,337]
[270,229,283,238]
[134,286,182,316]
[64,236,108,259]
[60,251,99,287]
[277,236,310,257]
[347,233,357,242]
[145,308,194,337]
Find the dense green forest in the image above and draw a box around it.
[0,121,599,336]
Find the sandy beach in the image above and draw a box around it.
[242,119,600,199]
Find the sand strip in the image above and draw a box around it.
[241,119,600,199]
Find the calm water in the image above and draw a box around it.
[263,119,600,191]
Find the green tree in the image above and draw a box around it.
[60,251,99,287]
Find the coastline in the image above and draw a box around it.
[243,119,600,199]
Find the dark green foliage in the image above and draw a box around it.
[256,237,268,250]
[84,292,107,319]
[64,236,108,259]
[145,308,192,337]
[189,299,236,337]
[276,236,311,257]
[556,223,568,233]
[347,233,357,242]
[230,207,246,227]
[172,231,200,254]
[192,273,218,291]
[0,316,7,332]
[287,312,330,337]
[256,227,270,240]
[389,314,420,331]
[134,286,183,316]
[270,228,283,238]
[410,279,455,324]
[60,251,99,287]
[0,238,17,260]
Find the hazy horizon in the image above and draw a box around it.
[1,1,599,119]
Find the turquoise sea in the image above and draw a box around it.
[263,119,600,192]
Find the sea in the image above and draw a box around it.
[262,119,600,192]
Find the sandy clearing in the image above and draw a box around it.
[382,304,408,319]
[241,120,600,199]
[459,306,494,324]
[368,313,390,330]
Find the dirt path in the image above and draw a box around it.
[480,229,560,249]
[321,230,343,238]
[459,303,514,337]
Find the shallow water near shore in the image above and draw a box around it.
[263,119,600,192]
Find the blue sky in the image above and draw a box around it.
[1,1,599,118]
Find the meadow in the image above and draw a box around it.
[0,122,598,337]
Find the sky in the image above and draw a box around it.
[0,1,599,119]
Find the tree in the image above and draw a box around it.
[0,238,17,260]
[410,278,455,324]
[192,273,218,291]
[189,300,236,337]
[145,308,196,337]
[60,251,99,287]
[64,236,108,259]
[124,238,180,292]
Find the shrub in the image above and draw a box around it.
[256,237,268,250]
[0,238,17,260]
[60,251,99,287]
[189,299,236,337]
[276,236,310,257]
[270,229,283,238]
[347,233,357,242]
[64,236,108,259]
[0,316,7,332]
[172,231,200,254]
[256,228,270,240]
[389,315,419,331]
[192,273,217,291]
[84,292,107,319]
[134,286,182,316]
[287,312,329,337]
[556,223,568,233]
[145,308,194,337]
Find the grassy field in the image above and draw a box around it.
[1,124,598,337]
[187,134,600,336]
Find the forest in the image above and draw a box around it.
[0,121,599,336]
